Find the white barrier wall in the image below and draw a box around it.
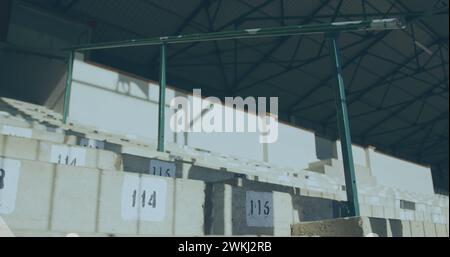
[336,141,367,167]
[267,123,317,169]
[59,58,436,195]
[368,149,435,195]
[69,58,173,141]
[65,57,319,169]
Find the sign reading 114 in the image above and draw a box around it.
[131,190,157,208]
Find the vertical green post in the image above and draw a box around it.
[157,43,167,152]
[329,36,360,217]
[63,51,75,124]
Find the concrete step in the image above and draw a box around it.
[2,114,446,224]
[291,216,449,237]
[2,115,314,190]
[0,156,205,236]
[2,97,449,233]
[0,156,346,236]
[0,134,122,171]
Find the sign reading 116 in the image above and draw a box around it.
[249,199,271,216]
[131,190,157,208]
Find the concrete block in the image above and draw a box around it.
[292,195,336,222]
[32,127,65,144]
[321,192,334,200]
[208,183,232,235]
[416,203,426,212]
[0,135,38,160]
[398,209,414,221]
[361,217,390,237]
[0,117,31,129]
[97,171,138,235]
[384,196,396,208]
[292,217,398,237]
[1,158,54,231]
[372,206,384,218]
[335,191,347,201]
[423,212,433,223]
[435,224,447,237]
[51,166,100,233]
[174,179,205,236]
[38,141,121,171]
[384,207,396,219]
[1,123,66,145]
[208,183,292,236]
[138,175,175,236]
[410,221,425,237]
[432,214,446,224]
[99,171,204,236]
[299,188,308,196]
[423,222,437,237]
[0,135,119,173]
[359,204,372,217]
[432,206,442,214]
[365,195,381,206]
[181,162,233,182]
[415,211,425,221]
[97,149,122,171]
[357,195,365,204]
[306,190,322,198]
[1,124,33,138]
[386,219,408,237]
[400,220,412,237]
[291,217,361,237]
[273,192,293,236]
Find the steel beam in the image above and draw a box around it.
[65,19,404,52]
[63,51,75,124]
[329,36,360,217]
[157,44,167,152]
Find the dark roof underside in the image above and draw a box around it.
[16,0,450,192]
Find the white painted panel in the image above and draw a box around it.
[246,191,273,227]
[149,159,176,178]
[67,61,321,167]
[121,174,167,222]
[0,158,21,214]
[370,151,434,195]
[268,124,317,169]
[50,145,86,166]
[68,60,439,177]
[69,81,157,139]
[187,97,263,161]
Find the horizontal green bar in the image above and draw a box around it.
[64,18,404,52]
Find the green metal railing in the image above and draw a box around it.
[158,44,167,152]
[62,18,405,217]
[62,51,74,124]
[64,19,404,51]
[329,36,360,217]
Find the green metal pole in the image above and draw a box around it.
[329,36,360,217]
[63,51,74,124]
[157,44,167,152]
